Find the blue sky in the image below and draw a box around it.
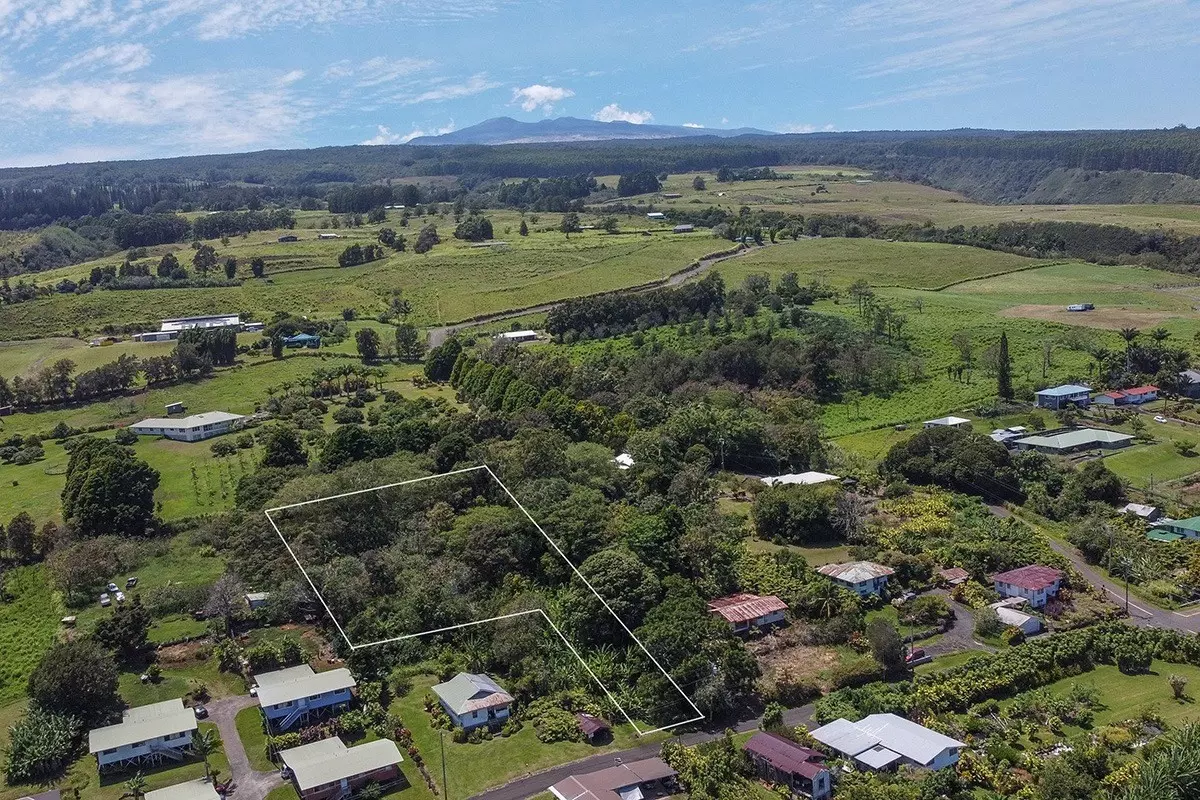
[1,0,1198,167]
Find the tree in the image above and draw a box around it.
[6,511,35,563]
[559,212,581,239]
[223,256,238,279]
[519,219,529,237]
[192,244,217,274]
[205,573,246,637]
[250,256,266,278]
[882,426,1019,500]
[157,252,180,278]
[61,438,160,538]
[866,617,905,676]
[414,224,440,254]
[997,331,1014,400]
[395,323,425,362]
[355,328,381,361]
[271,334,284,358]
[93,596,152,663]
[191,728,220,781]
[693,176,706,190]
[28,639,120,726]
[424,337,462,381]
[616,171,661,196]
[121,772,148,800]
[600,216,619,234]
[259,426,308,468]
[1169,673,1189,700]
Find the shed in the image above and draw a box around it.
[672,224,695,233]
[923,416,970,429]
[165,402,185,415]
[245,591,271,611]
[577,713,611,742]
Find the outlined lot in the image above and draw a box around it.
[264,463,704,735]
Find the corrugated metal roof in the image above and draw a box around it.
[144,780,221,800]
[1036,384,1091,396]
[816,561,895,583]
[992,564,1062,591]
[280,737,402,792]
[743,732,827,779]
[760,471,840,487]
[706,593,788,624]
[810,718,880,757]
[549,758,676,800]
[854,714,965,765]
[88,699,197,753]
[432,673,514,715]
[1015,428,1132,449]
[255,666,355,708]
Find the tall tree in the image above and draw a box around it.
[27,639,120,726]
[93,596,152,663]
[6,512,35,563]
[355,328,381,361]
[259,426,308,468]
[395,323,425,362]
[559,212,581,239]
[205,573,247,638]
[61,439,159,538]
[997,330,1014,400]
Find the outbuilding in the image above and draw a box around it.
[923,416,971,429]
[497,330,538,343]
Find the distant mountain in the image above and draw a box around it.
[408,116,777,145]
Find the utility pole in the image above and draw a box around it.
[718,437,725,472]
[440,731,448,799]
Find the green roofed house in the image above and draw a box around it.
[1147,530,1185,543]
[1151,517,1200,541]
[432,673,514,730]
[1014,428,1133,455]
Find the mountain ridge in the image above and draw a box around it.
[408,116,778,145]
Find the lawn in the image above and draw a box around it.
[236,706,275,773]
[746,538,852,567]
[0,567,60,704]
[390,676,661,800]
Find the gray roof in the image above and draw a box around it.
[760,471,840,487]
[144,781,221,800]
[924,416,970,426]
[280,737,402,791]
[817,561,894,584]
[431,672,514,715]
[1015,428,1133,450]
[1036,384,1091,396]
[810,718,881,757]
[856,745,904,769]
[811,714,963,767]
[255,665,355,707]
[1181,369,1200,385]
[88,699,197,753]
[132,411,244,431]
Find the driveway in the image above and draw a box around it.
[923,592,995,657]
[206,694,284,799]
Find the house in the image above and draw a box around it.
[1150,516,1200,540]
[243,321,265,333]
[1066,303,1094,312]
[16,791,60,800]
[614,453,635,470]
[278,737,403,800]
[707,593,788,632]
[283,333,321,348]
[160,314,241,333]
[1013,428,1133,454]
[0,405,12,417]
[278,235,299,242]
[646,212,666,220]
[988,598,1042,636]
[672,224,695,233]
[549,758,677,800]
[1179,369,1200,398]
[1094,386,1159,406]
[661,193,683,199]
[317,232,342,239]
[817,561,895,597]
[991,565,1063,608]
[165,402,185,415]
[144,780,221,800]
[1035,384,1091,410]
[245,591,271,611]
[132,330,179,342]
[1121,503,1162,522]
[129,411,244,443]
[810,714,965,772]
[577,713,611,743]
[497,330,538,343]
[938,567,970,586]
[923,416,971,429]
[743,732,831,800]
[256,665,356,731]
[1148,529,1185,543]
[431,673,514,730]
[88,698,197,772]
[760,471,841,487]
[989,429,1024,447]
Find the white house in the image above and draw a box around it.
[431,673,513,730]
[245,591,271,611]
[760,471,840,487]
[1121,503,1162,522]
[817,561,895,597]
[144,780,221,800]
[160,314,241,333]
[810,714,965,772]
[88,698,197,772]
[497,330,538,343]
[707,593,788,633]
[988,598,1042,636]
[991,565,1063,609]
[317,232,342,240]
[129,411,244,442]
[923,416,971,429]
[646,212,666,220]
[256,665,356,732]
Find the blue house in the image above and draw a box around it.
[283,333,321,349]
[431,673,514,731]
[255,665,356,731]
[1034,384,1091,410]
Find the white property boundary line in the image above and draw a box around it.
[264,464,705,736]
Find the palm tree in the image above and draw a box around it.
[1151,327,1172,344]
[121,772,148,800]
[191,728,221,782]
[1120,327,1141,344]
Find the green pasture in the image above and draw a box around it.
[0,567,61,705]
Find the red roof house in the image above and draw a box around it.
[743,732,831,800]
[706,593,788,632]
[991,565,1063,608]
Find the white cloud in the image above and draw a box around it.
[402,73,499,104]
[360,121,455,145]
[780,122,836,133]
[279,69,306,85]
[681,122,704,128]
[511,84,574,113]
[592,103,653,124]
[348,56,435,87]
[53,43,152,75]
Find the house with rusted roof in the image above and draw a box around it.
[706,593,788,633]
[817,561,895,597]
[549,758,677,800]
[432,673,513,730]
[743,732,831,799]
[991,565,1063,608]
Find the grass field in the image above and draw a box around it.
[236,706,275,773]
[0,567,61,704]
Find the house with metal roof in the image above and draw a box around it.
[923,416,971,429]
[988,598,1042,636]
[1180,369,1200,399]
[144,780,221,800]
[255,665,356,731]
[742,732,831,799]
[816,561,895,597]
[1034,384,1092,410]
[278,736,403,800]
[1120,503,1162,522]
[707,593,788,633]
[432,673,514,730]
[1151,516,1200,540]
[549,757,677,800]
[992,565,1063,608]
[760,471,840,487]
[129,411,244,442]
[497,330,538,343]
[283,333,321,348]
[88,698,198,772]
[810,714,965,772]
[1094,385,1159,406]
[1013,428,1133,455]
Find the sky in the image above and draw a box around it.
[0,0,1198,167]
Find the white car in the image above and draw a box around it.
[115,591,126,603]
[1155,415,1168,423]
[100,593,111,607]
[107,582,119,593]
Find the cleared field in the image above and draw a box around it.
[716,237,1050,290]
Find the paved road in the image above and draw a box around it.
[425,243,766,348]
[466,703,815,800]
[206,694,284,800]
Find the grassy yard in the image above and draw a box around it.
[0,566,61,704]
[235,706,275,773]
[390,677,661,800]
[746,537,852,567]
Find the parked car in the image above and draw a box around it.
[99,593,111,607]
[905,648,927,664]
[107,582,119,593]
[115,591,126,603]
[193,705,208,719]
[125,577,139,589]
[1155,415,1168,423]
[249,686,258,697]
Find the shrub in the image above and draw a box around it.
[332,406,365,424]
[1116,642,1153,674]
[114,428,139,445]
[4,707,79,784]
[451,727,467,744]
[973,607,1004,638]
[532,706,583,744]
